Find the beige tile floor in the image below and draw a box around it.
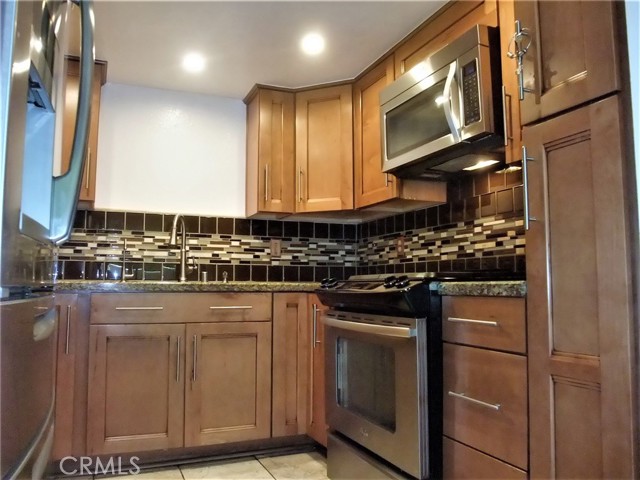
[58,452,328,480]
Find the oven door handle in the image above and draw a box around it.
[321,316,416,339]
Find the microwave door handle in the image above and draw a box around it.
[49,0,95,245]
[442,62,461,143]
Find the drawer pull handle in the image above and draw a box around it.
[447,317,498,327]
[209,306,253,310]
[448,391,501,411]
[115,306,164,311]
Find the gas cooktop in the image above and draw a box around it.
[316,271,523,318]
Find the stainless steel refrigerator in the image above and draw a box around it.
[0,1,94,478]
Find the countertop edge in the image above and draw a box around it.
[55,281,320,294]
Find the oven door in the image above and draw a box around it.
[323,311,429,479]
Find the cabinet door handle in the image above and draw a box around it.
[264,164,269,203]
[209,305,252,310]
[448,391,501,411]
[85,148,91,190]
[507,20,534,101]
[192,335,197,382]
[501,86,512,147]
[446,316,498,327]
[114,306,164,311]
[65,305,71,355]
[297,169,304,203]
[176,336,181,383]
[312,304,321,348]
[522,145,537,230]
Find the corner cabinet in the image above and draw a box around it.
[62,58,107,204]
[245,87,295,217]
[295,84,354,213]
[512,0,620,125]
[523,96,636,479]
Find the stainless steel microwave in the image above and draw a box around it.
[380,25,504,178]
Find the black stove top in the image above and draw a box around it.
[316,271,523,318]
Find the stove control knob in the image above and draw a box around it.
[395,275,410,289]
[383,276,397,288]
[320,278,331,289]
[325,277,339,289]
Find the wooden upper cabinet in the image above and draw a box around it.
[353,57,396,208]
[295,84,354,213]
[61,58,106,203]
[393,0,498,77]
[245,87,295,217]
[524,97,635,478]
[513,0,620,125]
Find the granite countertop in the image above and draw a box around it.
[437,280,526,298]
[55,280,320,293]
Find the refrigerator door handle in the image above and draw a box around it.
[49,0,95,244]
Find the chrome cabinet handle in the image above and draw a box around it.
[176,336,181,383]
[297,169,304,203]
[192,335,197,382]
[507,20,534,101]
[264,164,269,203]
[85,148,91,190]
[442,62,461,143]
[501,86,512,147]
[312,304,321,348]
[447,316,498,327]
[49,0,95,244]
[65,305,71,355]
[209,305,253,310]
[522,145,537,230]
[114,306,164,311]
[448,391,501,411]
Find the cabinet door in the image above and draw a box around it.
[353,57,397,208]
[52,294,78,460]
[295,85,353,212]
[62,59,106,203]
[514,0,620,125]
[306,294,328,447]
[272,294,309,437]
[184,322,272,446]
[87,324,185,454]
[246,88,295,216]
[523,96,635,478]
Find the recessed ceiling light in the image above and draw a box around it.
[300,32,325,56]
[182,52,206,73]
[463,159,500,171]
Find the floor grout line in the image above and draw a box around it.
[255,456,278,480]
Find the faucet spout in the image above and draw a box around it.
[168,214,188,282]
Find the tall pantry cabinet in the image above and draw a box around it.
[510,0,637,477]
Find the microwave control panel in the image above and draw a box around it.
[461,60,481,125]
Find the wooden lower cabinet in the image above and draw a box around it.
[185,322,272,446]
[524,96,636,478]
[443,437,526,479]
[272,294,309,437]
[87,324,185,455]
[306,294,328,446]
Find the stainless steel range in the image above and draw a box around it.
[316,272,521,479]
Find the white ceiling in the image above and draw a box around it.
[93,1,448,99]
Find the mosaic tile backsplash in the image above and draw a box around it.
[57,168,525,281]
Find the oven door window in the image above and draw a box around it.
[336,336,396,432]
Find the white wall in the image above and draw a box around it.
[95,83,246,217]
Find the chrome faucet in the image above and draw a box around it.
[168,214,189,283]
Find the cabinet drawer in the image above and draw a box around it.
[443,343,527,470]
[91,293,272,324]
[443,437,527,479]
[442,296,526,353]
